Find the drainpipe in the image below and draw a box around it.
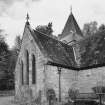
[57,67,62,102]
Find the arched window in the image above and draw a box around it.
[21,60,24,85]
[32,54,36,84]
[26,50,29,85]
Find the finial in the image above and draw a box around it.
[26,13,29,23]
[70,5,72,13]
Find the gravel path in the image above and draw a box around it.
[0,96,15,105]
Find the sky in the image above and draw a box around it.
[0,0,105,48]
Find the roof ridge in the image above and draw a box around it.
[34,29,73,47]
[34,29,57,40]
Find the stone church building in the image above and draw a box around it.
[15,11,105,104]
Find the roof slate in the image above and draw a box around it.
[61,12,83,38]
[30,29,76,68]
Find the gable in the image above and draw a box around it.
[60,12,83,39]
[31,30,76,68]
[17,23,46,65]
[18,23,76,69]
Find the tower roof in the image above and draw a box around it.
[61,12,83,38]
[26,13,30,25]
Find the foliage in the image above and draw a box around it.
[0,34,21,90]
[14,35,22,52]
[36,22,53,36]
[0,47,16,90]
[7,50,18,90]
[80,30,105,67]
[82,21,98,36]
[68,88,79,100]
[98,24,105,32]
[92,86,105,93]
[92,86,105,102]
[9,35,22,75]
[46,88,56,101]
[0,37,10,90]
[6,35,22,90]
[0,27,17,90]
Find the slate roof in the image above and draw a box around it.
[26,23,105,70]
[61,12,83,38]
[29,27,76,69]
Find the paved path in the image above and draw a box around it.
[0,96,15,105]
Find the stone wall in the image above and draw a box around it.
[45,65,77,101]
[78,67,105,93]
[15,25,47,104]
[45,65,105,101]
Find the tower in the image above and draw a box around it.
[58,9,83,67]
[59,9,83,45]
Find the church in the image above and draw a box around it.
[15,10,105,104]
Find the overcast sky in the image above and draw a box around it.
[0,0,105,48]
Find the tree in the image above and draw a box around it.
[36,22,53,36]
[0,27,20,90]
[82,21,98,36]
[68,88,79,101]
[98,24,105,32]
[14,35,22,53]
[92,86,105,94]
[7,50,18,89]
[7,35,22,90]
[0,33,22,90]
[80,29,105,67]
[0,34,10,90]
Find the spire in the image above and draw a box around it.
[70,5,72,14]
[61,8,83,38]
[26,13,30,25]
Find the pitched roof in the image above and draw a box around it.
[26,23,105,70]
[61,12,83,38]
[28,27,76,69]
